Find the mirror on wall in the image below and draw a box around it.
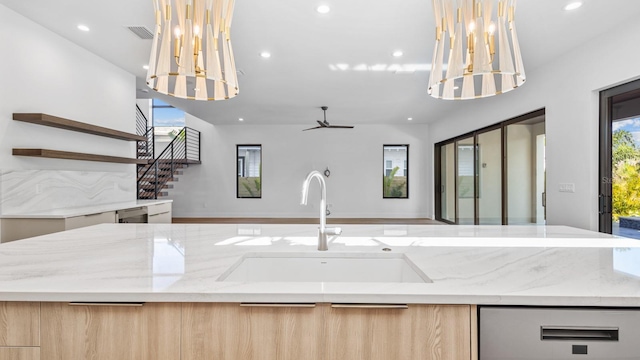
[383,145,408,198]
[237,145,262,198]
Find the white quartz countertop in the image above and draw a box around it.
[0,200,172,218]
[1,223,640,306]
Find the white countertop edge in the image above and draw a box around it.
[2,292,639,307]
[0,199,173,219]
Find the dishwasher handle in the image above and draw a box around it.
[541,326,619,341]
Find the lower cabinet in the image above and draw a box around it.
[0,302,40,347]
[0,302,41,360]
[326,304,472,360]
[40,302,181,360]
[0,348,40,360]
[183,303,323,360]
[0,301,475,360]
[181,303,474,360]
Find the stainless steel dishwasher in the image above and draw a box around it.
[480,306,640,359]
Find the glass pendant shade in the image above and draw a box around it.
[428,0,525,100]
[146,0,238,101]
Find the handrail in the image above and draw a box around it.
[137,126,200,199]
[135,105,149,136]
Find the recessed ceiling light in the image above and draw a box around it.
[259,51,271,58]
[77,24,90,32]
[564,2,583,11]
[392,51,404,57]
[316,5,331,14]
[407,117,413,121]
[238,118,244,122]
[143,65,149,70]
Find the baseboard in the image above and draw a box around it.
[171,217,443,225]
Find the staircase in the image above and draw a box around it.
[135,106,201,200]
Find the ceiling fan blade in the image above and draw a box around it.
[303,126,323,131]
[316,120,328,127]
[327,125,355,129]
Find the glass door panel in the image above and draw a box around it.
[440,143,455,222]
[457,137,475,224]
[477,129,502,224]
[506,120,545,224]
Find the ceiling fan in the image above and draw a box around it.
[303,106,354,131]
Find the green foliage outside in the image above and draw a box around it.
[383,166,407,198]
[238,177,261,197]
[168,128,186,141]
[238,164,261,198]
[612,129,640,220]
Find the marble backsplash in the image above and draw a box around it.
[0,170,135,214]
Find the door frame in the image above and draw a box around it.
[598,79,640,233]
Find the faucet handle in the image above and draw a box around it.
[325,227,342,236]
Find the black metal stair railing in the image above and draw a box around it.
[135,105,148,136]
[137,127,201,200]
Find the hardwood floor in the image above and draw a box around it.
[172,218,443,225]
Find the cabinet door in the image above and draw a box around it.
[41,302,180,360]
[0,302,40,346]
[147,211,171,224]
[0,348,40,360]
[182,303,323,360]
[326,304,471,360]
[65,211,116,230]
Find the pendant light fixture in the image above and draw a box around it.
[146,0,238,101]
[428,0,525,100]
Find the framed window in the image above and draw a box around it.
[237,145,262,198]
[383,145,408,198]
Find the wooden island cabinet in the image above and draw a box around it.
[0,302,40,360]
[0,301,477,360]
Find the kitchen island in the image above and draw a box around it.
[1,223,639,360]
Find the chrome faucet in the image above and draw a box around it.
[301,170,342,251]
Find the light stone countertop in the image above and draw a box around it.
[1,223,640,305]
[0,200,173,219]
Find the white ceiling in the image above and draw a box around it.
[3,0,640,126]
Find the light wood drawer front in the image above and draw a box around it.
[182,303,323,360]
[325,304,471,360]
[0,347,40,360]
[41,302,180,360]
[65,211,116,230]
[0,302,40,347]
[147,203,171,216]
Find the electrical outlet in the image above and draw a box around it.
[559,183,575,193]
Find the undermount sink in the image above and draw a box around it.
[217,253,432,283]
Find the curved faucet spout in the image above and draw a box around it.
[301,170,339,251]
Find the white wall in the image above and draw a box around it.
[169,117,431,218]
[428,16,640,231]
[0,5,136,211]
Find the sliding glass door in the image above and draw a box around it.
[434,110,545,225]
[599,79,640,236]
[457,137,475,224]
[477,128,502,224]
[439,143,456,222]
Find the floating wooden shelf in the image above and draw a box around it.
[13,113,146,142]
[13,149,149,164]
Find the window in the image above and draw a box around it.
[152,99,185,127]
[237,145,262,198]
[383,145,408,198]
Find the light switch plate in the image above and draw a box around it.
[559,183,576,193]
